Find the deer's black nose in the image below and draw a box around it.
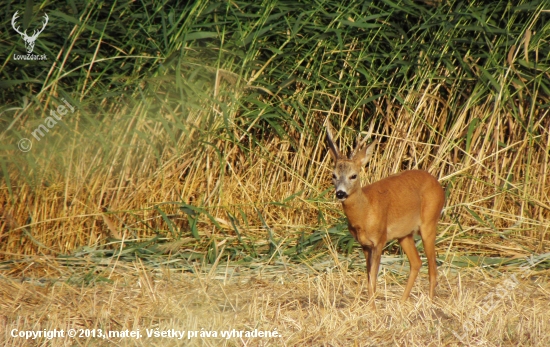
[336,190,347,200]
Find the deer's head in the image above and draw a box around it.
[325,121,377,202]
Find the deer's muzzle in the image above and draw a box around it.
[336,190,348,200]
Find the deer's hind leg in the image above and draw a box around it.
[419,220,438,299]
[398,234,422,301]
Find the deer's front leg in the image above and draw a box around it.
[367,242,384,302]
[361,245,372,281]
[361,245,374,302]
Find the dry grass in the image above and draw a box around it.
[1,256,549,346]
[2,103,549,257]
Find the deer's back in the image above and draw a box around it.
[362,170,444,239]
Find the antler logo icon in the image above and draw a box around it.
[12,11,49,54]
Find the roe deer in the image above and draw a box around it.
[325,121,445,304]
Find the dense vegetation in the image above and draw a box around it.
[1,0,549,270]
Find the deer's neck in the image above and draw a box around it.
[341,189,369,224]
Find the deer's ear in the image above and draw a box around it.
[325,121,342,161]
[353,140,377,167]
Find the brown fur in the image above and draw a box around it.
[326,121,445,306]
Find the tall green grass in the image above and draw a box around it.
[0,0,549,269]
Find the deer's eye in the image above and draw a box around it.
[350,174,357,179]
[332,174,337,179]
